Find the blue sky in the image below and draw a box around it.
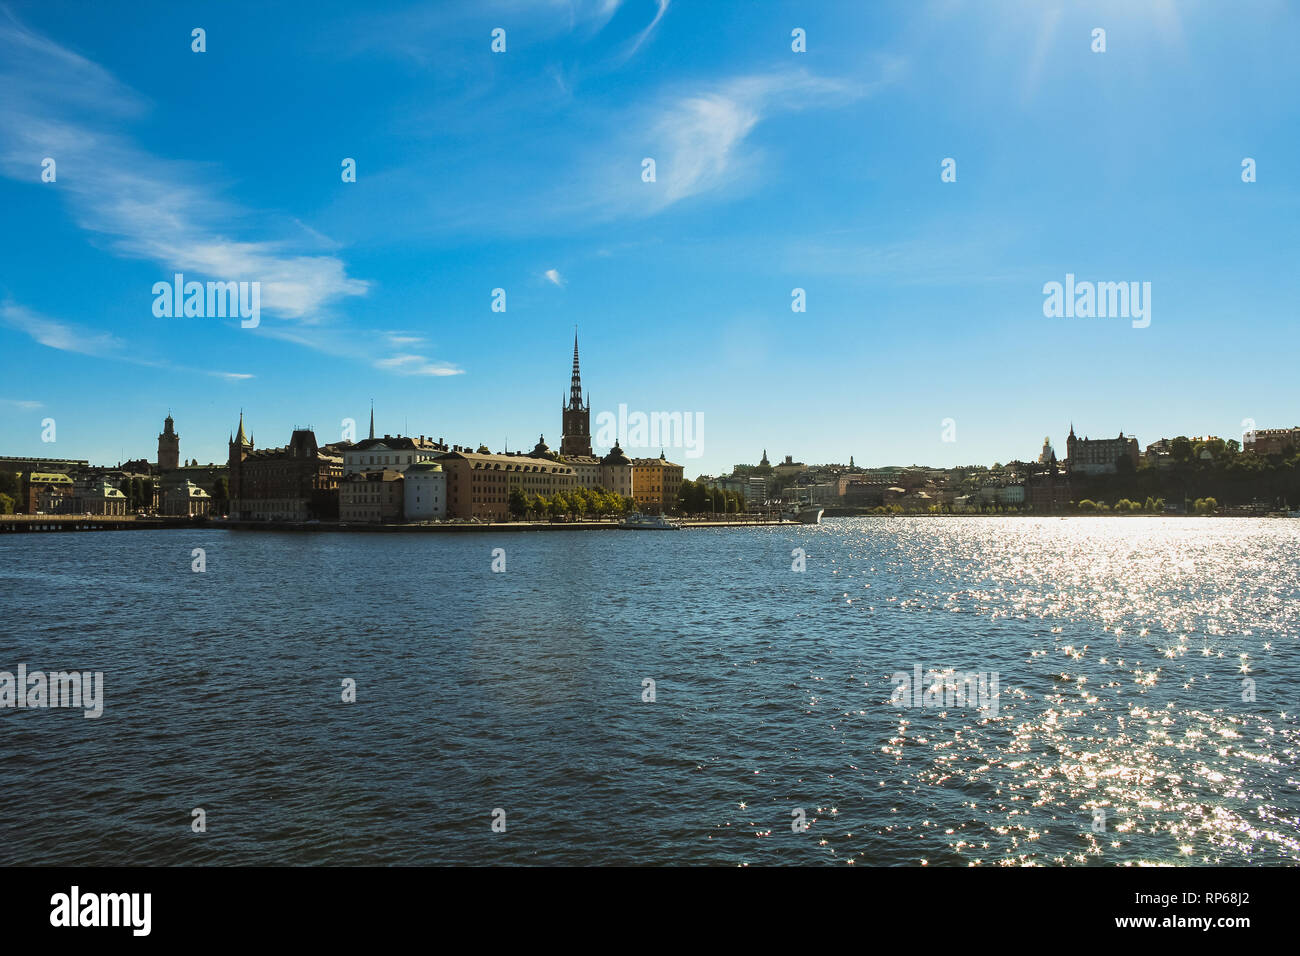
[1,0,1297,477]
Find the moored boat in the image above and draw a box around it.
[618,512,681,530]
[782,502,825,524]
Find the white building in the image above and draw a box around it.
[403,461,446,520]
[344,435,447,477]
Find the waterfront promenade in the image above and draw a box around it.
[0,514,794,533]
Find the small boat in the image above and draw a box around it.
[618,512,680,530]
[782,501,825,524]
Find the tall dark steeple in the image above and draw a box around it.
[560,330,592,457]
[369,402,375,440]
[228,410,254,505]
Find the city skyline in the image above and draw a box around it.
[3,1,1299,477]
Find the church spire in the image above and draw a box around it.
[569,329,583,409]
[235,409,250,446]
[369,402,375,440]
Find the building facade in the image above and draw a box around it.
[74,478,128,516]
[599,442,633,501]
[227,417,344,520]
[343,425,448,477]
[403,461,447,521]
[1245,426,1300,457]
[339,470,405,523]
[632,453,684,514]
[439,450,579,521]
[1065,425,1140,475]
[163,480,211,516]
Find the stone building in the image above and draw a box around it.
[227,415,344,520]
[599,442,633,500]
[74,478,128,516]
[438,450,578,521]
[164,480,211,516]
[632,452,684,514]
[1065,425,1139,475]
[24,472,74,513]
[339,470,404,523]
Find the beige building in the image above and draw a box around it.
[339,470,405,523]
[74,478,128,516]
[438,451,578,521]
[164,479,211,516]
[599,442,633,501]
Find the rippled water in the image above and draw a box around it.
[0,517,1296,865]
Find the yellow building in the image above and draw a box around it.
[632,452,684,514]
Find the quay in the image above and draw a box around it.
[0,515,205,533]
[0,515,794,534]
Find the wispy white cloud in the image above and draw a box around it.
[544,268,565,287]
[622,0,669,59]
[0,300,254,380]
[574,68,885,218]
[374,354,464,376]
[0,12,369,322]
[0,399,44,410]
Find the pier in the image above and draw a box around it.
[0,515,205,533]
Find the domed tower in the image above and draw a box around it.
[560,331,592,457]
[157,413,180,472]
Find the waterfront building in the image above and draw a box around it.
[339,470,405,523]
[1245,426,1300,457]
[438,450,578,521]
[1065,425,1139,475]
[599,442,633,500]
[163,480,211,517]
[227,416,344,521]
[344,435,447,476]
[564,454,602,490]
[632,452,684,514]
[343,410,448,476]
[73,477,128,516]
[23,472,74,514]
[403,461,446,521]
[560,333,592,458]
[1026,457,1072,513]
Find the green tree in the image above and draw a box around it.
[508,487,527,518]
[0,492,14,515]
